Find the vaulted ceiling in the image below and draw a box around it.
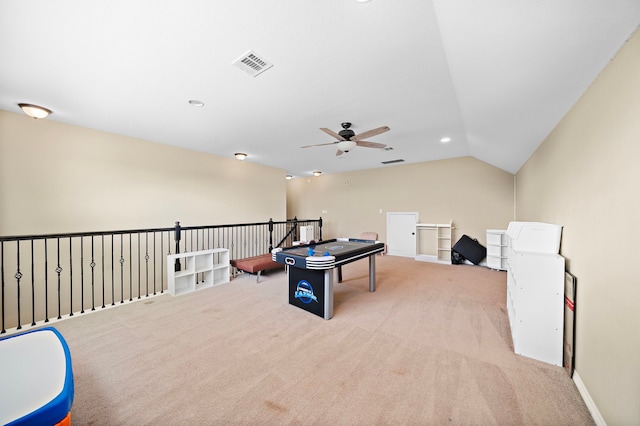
[1,1,639,177]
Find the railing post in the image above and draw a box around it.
[174,221,182,271]
[319,216,323,241]
[268,218,274,252]
[293,216,298,242]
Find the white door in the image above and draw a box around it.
[386,212,418,257]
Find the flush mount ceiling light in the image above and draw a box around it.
[18,103,51,119]
[440,137,452,143]
[313,171,322,177]
[188,100,204,107]
[234,152,247,161]
[356,0,372,3]
[285,175,293,180]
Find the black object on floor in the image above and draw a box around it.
[452,235,486,265]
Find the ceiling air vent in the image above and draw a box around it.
[232,50,273,77]
[381,159,405,165]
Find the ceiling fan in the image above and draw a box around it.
[301,122,390,156]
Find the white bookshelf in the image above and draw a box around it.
[167,248,229,296]
[486,229,508,270]
[505,221,565,366]
[415,221,454,264]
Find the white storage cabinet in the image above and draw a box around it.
[486,229,508,270]
[299,225,314,243]
[506,221,564,366]
[415,221,453,264]
[167,248,229,296]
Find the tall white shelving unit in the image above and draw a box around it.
[167,248,229,296]
[415,221,453,264]
[486,229,508,270]
[506,222,564,366]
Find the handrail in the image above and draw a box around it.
[0,217,322,334]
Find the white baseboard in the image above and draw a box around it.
[573,370,607,426]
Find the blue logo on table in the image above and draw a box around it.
[294,280,318,304]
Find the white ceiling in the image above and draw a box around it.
[1,1,639,177]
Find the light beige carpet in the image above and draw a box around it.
[51,255,594,425]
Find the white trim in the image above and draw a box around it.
[573,370,607,426]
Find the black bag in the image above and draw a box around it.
[452,235,486,265]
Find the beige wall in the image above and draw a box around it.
[0,110,286,235]
[516,29,640,425]
[287,156,514,248]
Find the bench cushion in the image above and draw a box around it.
[231,254,284,274]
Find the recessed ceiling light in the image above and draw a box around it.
[188,100,204,107]
[356,0,372,3]
[440,137,451,143]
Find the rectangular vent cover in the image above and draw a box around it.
[232,50,273,77]
[381,159,405,165]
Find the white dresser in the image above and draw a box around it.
[506,222,564,366]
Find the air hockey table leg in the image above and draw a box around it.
[324,269,334,320]
[369,254,376,292]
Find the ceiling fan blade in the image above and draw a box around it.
[301,142,337,148]
[336,149,344,156]
[320,127,345,140]
[353,126,390,141]
[356,140,387,149]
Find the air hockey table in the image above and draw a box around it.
[0,327,74,426]
[272,238,386,319]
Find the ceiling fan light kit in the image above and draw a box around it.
[337,140,357,152]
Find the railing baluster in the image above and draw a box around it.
[81,238,85,313]
[31,241,36,325]
[129,234,133,301]
[69,237,73,317]
[145,232,149,297]
[101,235,105,309]
[1,241,5,333]
[90,236,96,311]
[120,234,124,303]
[111,235,115,306]
[137,233,141,299]
[44,239,49,321]
[153,232,157,295]
[15,241,22,329]
[56,238,62,319]
[160,232,164,294]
